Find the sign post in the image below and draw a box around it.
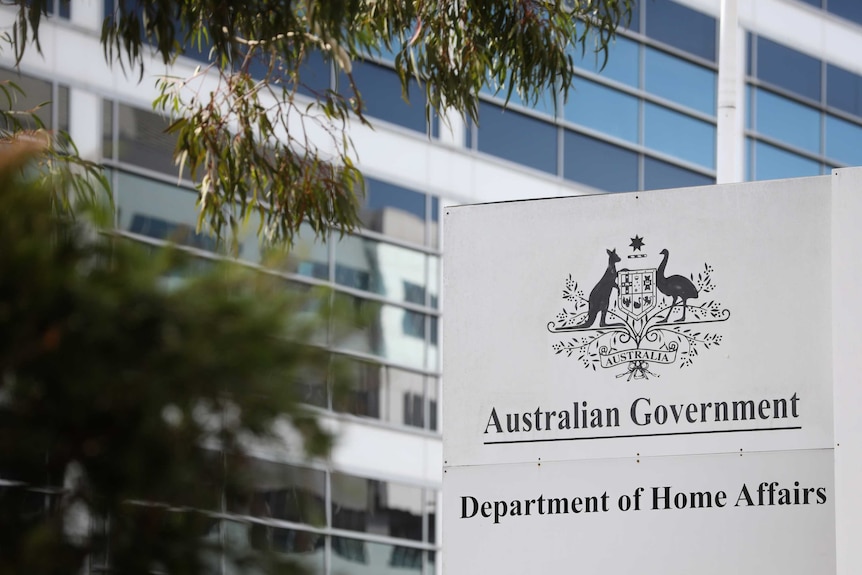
[442,172,851,574]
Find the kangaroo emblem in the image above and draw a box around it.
[577,248,621,328]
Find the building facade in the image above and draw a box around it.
[2,0,861,573]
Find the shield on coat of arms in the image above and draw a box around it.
[617,268,657,320]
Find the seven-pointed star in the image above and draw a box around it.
[630,235,645,251]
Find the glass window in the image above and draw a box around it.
[753,140,821,180]
[117,104,180,176]
[643,156,714,190]
[825,115,862,166]
[332,356,428,427]
[746,32,754,77]
[564,78,638,143]
[746,137,753,181]
[393,367,426,428]
[828,0,862,26]
[563,130,638,192]
[335,235,429,306]
[230,459,326,526]
[341,61,427,133]
[645,0,716,61]
[181,37,211,65]
[426,376,439,432]
[330,474,423,541]
[624,2,640,32]
[755,36,821,102]
[360,178,427,246]
[754,89,820,154]
[427,316,438,371]
[332,294,426,369]
[266,224,329,280]
[480,80,557,117]
[427,256,439,309]
[293,50,332,97]
[57,85,69,132]
[44,0,65,17]
[221,522,325,575]
[333,356,384,419]
[644,103,716,169]
[0,67,53,129]
[102,99,114,159]
[115,171,218,251]
[745,84,753,130]
[429,196,439,250]
[645,47,716,115]
[571,34,639,88]
[289,349,329,408]
[269,528,325,573]
[330,537,422,574]
[827,64,862,118]
[477,101,557,174]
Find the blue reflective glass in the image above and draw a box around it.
[746,84,753,129]
[754,89,820,155]
[115,171,219,252]
[333,295,426,369]
[480,81,557,117]
[117,104,182,177]
[645,47,716,115]
[563,130,638,192]
[626,2,640,32]
[334,235,428,305]
[249,50,331,96]
[746,138,754,181]
[361,178,426,246]
[825,115,862,166]
[564,78,638,143]
[571,34,639,88]
[366,178,425,221]
[377,32,405,63]
[477,101,557,174]
[644,103,715,169]
[298,51,332,95]
[756,36,821,102]
[753,141,821,180]
[827,64,862,118]
[341,62,426,133]
[643,157,713,190]
[828,0,862,25]
[645,0,716,61]
[746,32,753,76]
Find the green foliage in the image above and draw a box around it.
[0,145,335,574]
[9,0,633,246]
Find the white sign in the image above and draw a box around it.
[443,176,837,574]
[444,450,834,574]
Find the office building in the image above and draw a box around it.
[2,0,860,573]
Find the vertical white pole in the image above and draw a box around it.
[832,167,862,575]
[716,0,739,184]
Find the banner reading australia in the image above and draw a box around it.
[443,176,837,575]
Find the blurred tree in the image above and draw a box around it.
[6,0,634,245]
[0,2,634,571]
[0,143,336,574]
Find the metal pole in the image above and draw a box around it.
[716,0,739,184]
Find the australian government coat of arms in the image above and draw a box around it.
[547,236,730,380]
